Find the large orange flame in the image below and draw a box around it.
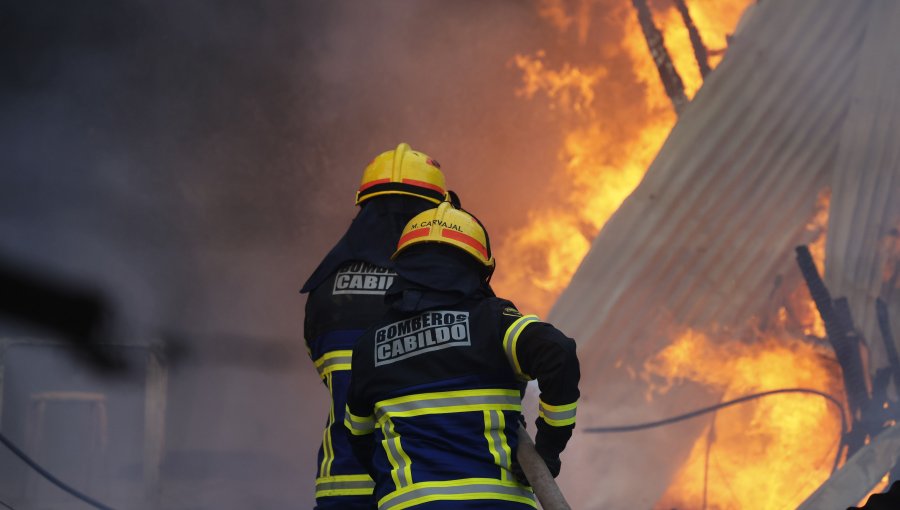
[494,0,748,316]
[499,1,850,508]
[644,328,845,510]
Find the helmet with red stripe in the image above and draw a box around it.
[392,202,495,270]
[355,143,448,205]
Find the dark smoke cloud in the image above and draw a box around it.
[0,1,578,507]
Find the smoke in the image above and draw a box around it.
[0,1,581,507]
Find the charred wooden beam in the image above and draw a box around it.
[834,297,872,402]
[795,246,869,424]
[673,0,712,78]
[632,0,688,114]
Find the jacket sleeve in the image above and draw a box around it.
[502,311,580,458]
[343,349,378,478]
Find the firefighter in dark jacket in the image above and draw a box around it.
[344,202,580,510]
[301,143,450,510]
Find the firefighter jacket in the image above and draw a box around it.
[304,260,399,507]
[344,296,580,510]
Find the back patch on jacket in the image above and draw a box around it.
[332,261,396,295]
[374,311,470,366]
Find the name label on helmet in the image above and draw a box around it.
[408,219,463,232]
[374,311,470,366]
[333,262,396,295]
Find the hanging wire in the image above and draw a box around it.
[584,387,848,474]
[0,432,116,510]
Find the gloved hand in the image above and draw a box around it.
[531,417,571,480]
[533,443,562,478]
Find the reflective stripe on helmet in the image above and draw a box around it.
[441,228,489,260]
[397,227,431,247]
[357,178,392,192]
[356,182,447,205]
[401,178,445,193]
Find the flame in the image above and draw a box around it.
[644,328,845,509]
[494,1,749,316]
[499,2,852,509]
[857,473,892,507]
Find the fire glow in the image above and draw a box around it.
[493,0,750,316]
[494,1,850,508]
[643,328,845,510]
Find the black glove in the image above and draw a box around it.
[533,443,562,478]
[532,418,571,479]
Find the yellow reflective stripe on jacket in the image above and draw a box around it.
[538,398,577,427]
[483,410,513,481]
[315,474,375,498]
[344,405,376,436]
[378,478,536,510]
[315,350,353,378]
[320,372,335,477]
[382,418,413,489]
[374,388,521,424]
[503,315,539,381]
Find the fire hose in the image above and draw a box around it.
[517,426,572,510]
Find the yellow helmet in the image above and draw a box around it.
[355,143,448,205]
[392,202,495,269]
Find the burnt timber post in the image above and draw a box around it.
[795,246,872,457]
[673,0,712,78]
[632,0,689,114]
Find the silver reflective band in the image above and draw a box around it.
[316,478,375,492]
[344,408,375,435]
[316,352,352,376]
[539,401,577,426]
[379,481,535,510]
[375,392,521,422]
[383,420,411,488]
[487,410,511,475]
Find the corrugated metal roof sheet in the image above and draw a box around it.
[824,0,900,391]
[545,0,900,507]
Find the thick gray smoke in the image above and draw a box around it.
[0,1,589,508]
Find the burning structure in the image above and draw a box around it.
[525,0,900,508]
[1,1,897,508]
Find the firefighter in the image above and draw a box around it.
[301,143,450,510]
[344,202,580,510]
